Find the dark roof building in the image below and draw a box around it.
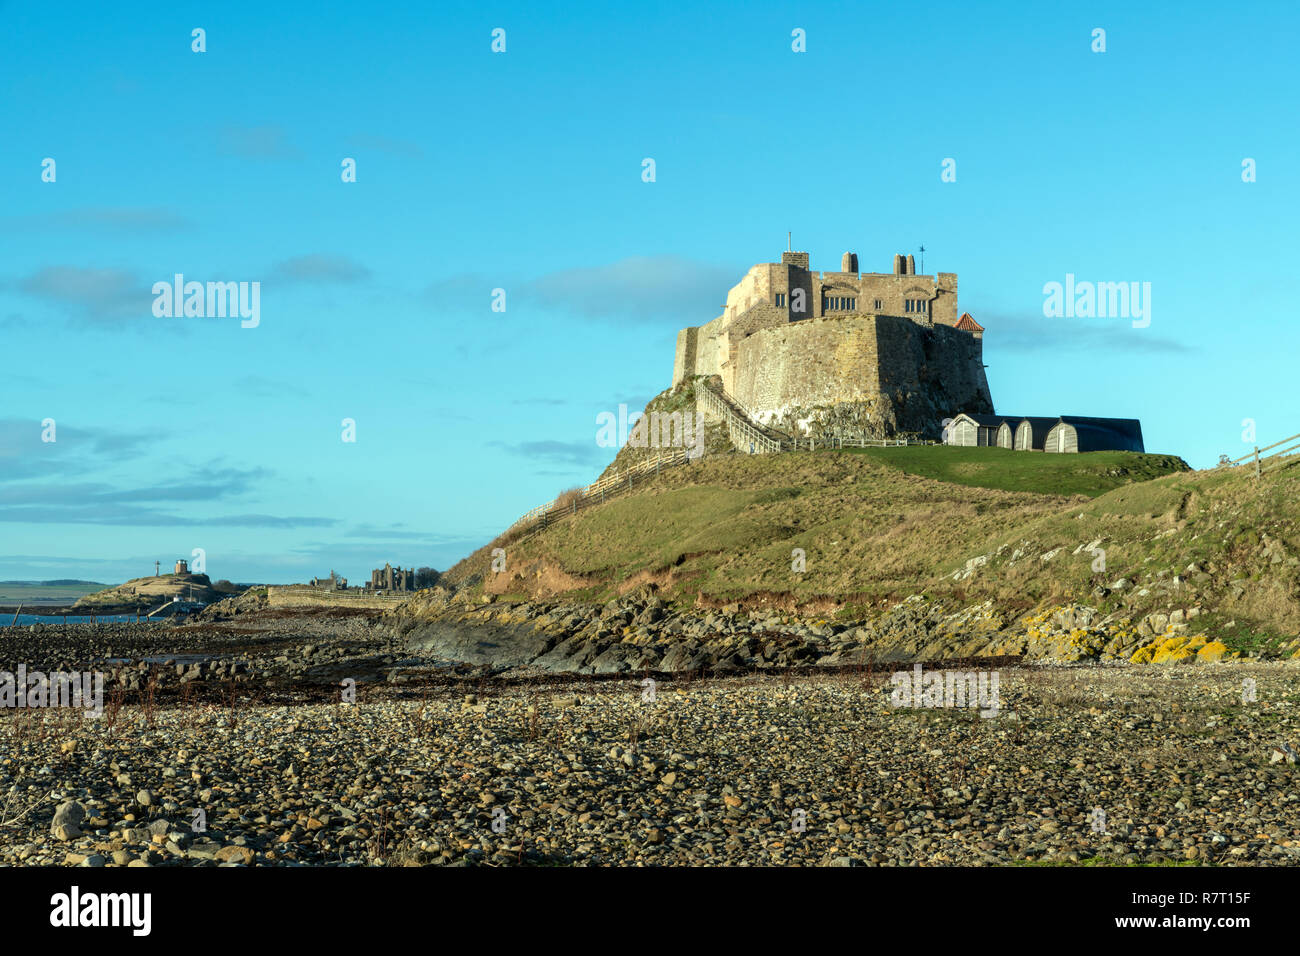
[947,413,1147,453]
[1046,416,1145,454]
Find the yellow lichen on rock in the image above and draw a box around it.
[1196,640,1230,662]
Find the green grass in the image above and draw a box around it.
[839,445,1189,497]
[1192,613,1294,657]
[452,449,1129,606]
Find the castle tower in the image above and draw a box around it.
[670,246,992,439]
[174,559,188,575]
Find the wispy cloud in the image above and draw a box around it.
[524,256,734,323]
[342,524,475,543]
[15,266,149,323]
[270,254,370,284]
[0,418,161,480]
[423,255,735,324]
[0,433,332,527]
[982,310,1195,356]
[487,439,601,467]
[345,134,425,159]
[7,206,191,234]
[219,124,300,160]
[234,375,312,400]
[0,505,336,528]
[0,470,335,528]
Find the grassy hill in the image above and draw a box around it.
[445,446,1207,606]
[73,573,222,610]
[440,439,1300,651]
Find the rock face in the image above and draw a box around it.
[404,615,558,670]
[389,588,1262,677]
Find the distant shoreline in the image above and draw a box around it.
[0,604,141,616]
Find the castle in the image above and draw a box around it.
[672,249,994,439]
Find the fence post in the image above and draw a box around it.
[1255,446,1261,478]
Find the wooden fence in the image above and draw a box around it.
[1222,430,1300,477]
[780,435,928,451]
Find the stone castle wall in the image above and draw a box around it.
[728,315,992,439]
[267,586,410,610]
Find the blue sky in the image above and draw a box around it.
[1,0,1296,584]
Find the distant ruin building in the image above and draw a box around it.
[174,559,189,575]
[366,563,415,592]
[672,249,994,439]
[309,570,347,590]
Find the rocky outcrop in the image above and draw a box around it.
[74,573,222,611]
[387,585,1285,677]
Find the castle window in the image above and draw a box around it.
[874,298,882,310]
[905,300,913,312]
[775,293,786,307]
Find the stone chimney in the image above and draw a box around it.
[906,254,916,275]
[840,251,858,273]
[893,254,905,275]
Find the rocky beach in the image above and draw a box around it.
[3,599,1297,867]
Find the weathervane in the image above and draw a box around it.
[919,244,926,274]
